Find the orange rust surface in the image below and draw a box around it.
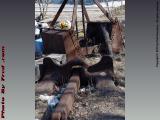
[111,19,123,54]
[52,75,80,120]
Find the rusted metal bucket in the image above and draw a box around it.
[41,29,71,54]
[41,29,82,60]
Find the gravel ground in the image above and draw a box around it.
[69,87,125,120]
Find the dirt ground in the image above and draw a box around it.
[68,52,125,120]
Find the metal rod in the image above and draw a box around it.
[94,0,114,22]
[81,0,88,54]
[76,17,79,39]
[71,0,78,30]
[50,0,68,27]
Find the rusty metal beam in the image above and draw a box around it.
[50,0,68,27]
[71,0,78,30]
[111,18,123,54]
[81,0,86,38]
[94,0,113,22]
[39,55,115,90]
[52,68,80,120]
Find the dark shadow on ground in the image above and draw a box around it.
[41,106,52,120]
[89,113,125,120]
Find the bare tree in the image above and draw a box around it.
[36,0,50,20]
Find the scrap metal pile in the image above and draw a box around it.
[35,0,124,120]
